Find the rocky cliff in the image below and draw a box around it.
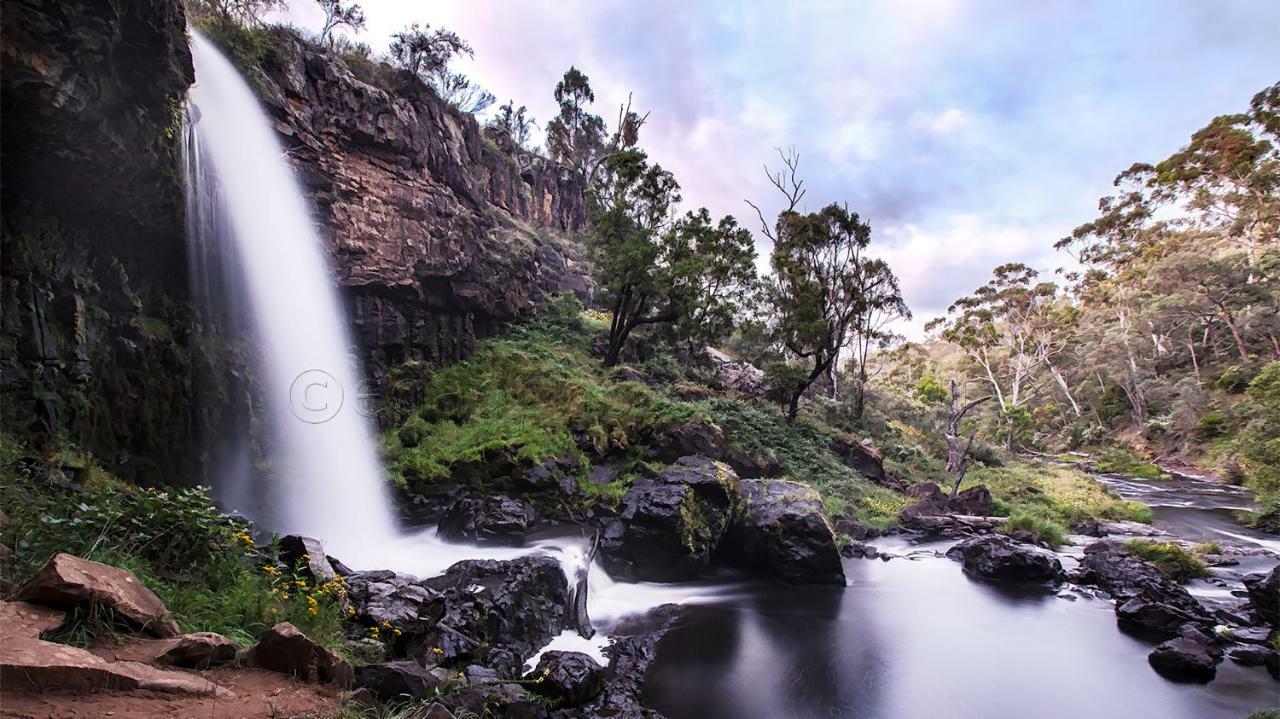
[0,0,207,483]
[247,31,592,378]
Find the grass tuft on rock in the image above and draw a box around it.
[1123,539,1210,582]
[1000,511,1068,548]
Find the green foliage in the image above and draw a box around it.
[384,323,698,487]
[965,462,1151,528]
[1192,540,1222,555]
[1195,409,1228,439]
[696,397,906,527]
[1215,363,1257,393]
[914,375,949,404]
[1000,511,1067,549]
[194,14,277,72]
[1092,447,1162,479]
[1122,539,1210,582]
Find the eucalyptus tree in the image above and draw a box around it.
[389,24,493,113]
[317,0,365,46]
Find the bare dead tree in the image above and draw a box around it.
[744,146,806,242]
[946,379,992,499]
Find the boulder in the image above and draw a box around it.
[1,636,228,696]
[646,422,728,463]
[1117,598,1205,637]
[346,571,444,633]
[705,347,766,395]
[1244,564,1279,627]
[946,535,1064,582]
[599,456,738,582]
[842,542,879,560]
[438,495,536,546]
[356,660,445,702]
[417,556,570,674]
[250,622,353,686]
[830,437,885,483]
[723,448,784,479]
[1,600,67,638]
[947,485,994,516]
[1226,626,1273,644]
[155,632,239,669]
[900,483,949,521]
[15,553,180,637]
[1147,627,1223,683]
[721,479,846,585]
[1227,644,1277,670]
[278,535,339,583]
[1076,542,1212,635]
[527,651,606,707]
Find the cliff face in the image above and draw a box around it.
[0,0,211,483]
[251,33,592,378]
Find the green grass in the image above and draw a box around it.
[1123,539,1210,582]
[1192,540,1223,555]
[1092,447,1162,479]
[1000,511,1068,548]
[383,319,698,491]
[962,461,1151,528]
[696,397,908,530]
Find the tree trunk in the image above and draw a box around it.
[945,380,992,498]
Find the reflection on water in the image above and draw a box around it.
[644,537,1279,719]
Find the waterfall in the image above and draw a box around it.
[182,31,396,564]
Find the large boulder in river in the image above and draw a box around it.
[15,553,180,637]
[599,456,738,582]
[528,650,606,707]
[946,535,1064,582]
[1243,564,1279,626]
[900,482,949,521]
[345,570,443,634]
[1147,626,1224,683]
[438,495,536,546]
[1076,542,1212,636]
[720,479,845,585]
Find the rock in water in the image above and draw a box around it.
[1075,541,1212,637]
[899,482,949,521]
[438,495,536,546]
[15,553,180,637]
[721,479,846,585]
[946,535,1064,582]
[251,622,353,686]
[1147,627,1223,683]
[599,456,738,581]
[356,661,445,702]
[1243,564,1279,626]
[527,651,606,707]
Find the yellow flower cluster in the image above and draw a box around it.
[233,530,255,550]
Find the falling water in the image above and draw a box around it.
[182,31,396,564]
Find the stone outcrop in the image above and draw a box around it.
[1075,541,1212,637]
[1243,564,1279,626]
[438,495,536,546]
[356,660,447,702]
[1147,626,1224,683]
[599,456,739,581]
[278,535,341,583]
[720,479,846,585]
[15,553,181,637]
[248,31,591,379]
[527,651,606,707]
[830,436,886,484]
[946,535,1064,582]
[250,622,354,686]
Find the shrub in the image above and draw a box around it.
[1001,511,1067,549]
[1123,540,1209,582]
[1092,447,1161,479]
[914,375,948,404]
[1196,410,1229,439]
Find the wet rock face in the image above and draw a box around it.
[1243,564,1279,626]
[830,436,885,484]
[252,33,591,378]
[1147,626,1224,683]
[599,456,739,582]
[946,535,1064,582]
[356,660,445,702]
[947,485,995,516]
[438,495,536,546]
[1075,542,1212,637]
[721,479,846,585]
[528,651,606,707]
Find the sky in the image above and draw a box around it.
[278,0,1279,339]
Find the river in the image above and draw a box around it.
[642,471,1280,719]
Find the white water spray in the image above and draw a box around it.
[183,31,396,563]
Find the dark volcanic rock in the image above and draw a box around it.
[418,556,570,675]
[1227,644,1278,671]
[1244,564,1279,627]
[528,651,606,707]
[646,421,728,463]
[599,456,738,582]
[900,482,949,521]
[278,535,339,582]
[946,535,1064,582]
[438,495,536,546]
[1077,542,1212,637]
[830,436,885,483]
[721,479,846,585]
[1147,627,1223,683]
[947,485,995,516]
[356,660,445,702]
[346,571,444,635]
